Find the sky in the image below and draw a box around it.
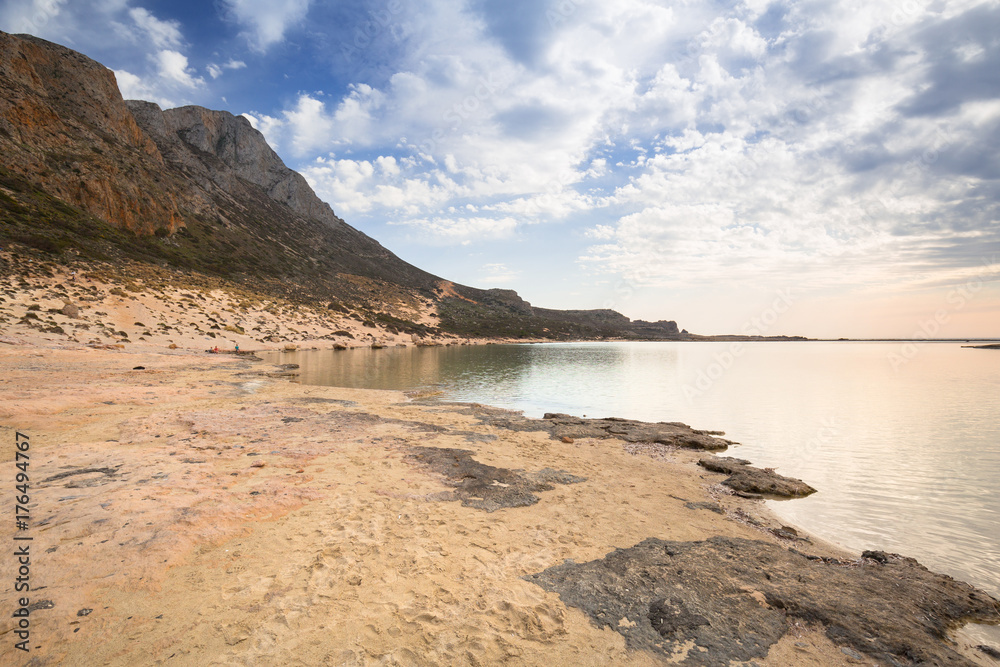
[2,0,999,338]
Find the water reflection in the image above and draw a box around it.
[262,342,1000,617]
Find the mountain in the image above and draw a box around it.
[0,30,685,340]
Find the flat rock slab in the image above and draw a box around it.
[463,405,732,451]
[526,536,1000,666]
[699,455,817,498]
[684,501,725,514]
[406,446,585,512]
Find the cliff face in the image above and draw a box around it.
[122,100,408,269]
[0,32,183,234]
[125,102,356,234]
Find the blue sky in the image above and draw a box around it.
[2,0,999,337]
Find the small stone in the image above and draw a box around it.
[977,645,1000,659]
[685,501,725,515]
[862,550,890,564]
[840,646,864,660]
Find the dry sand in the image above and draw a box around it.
[0,253,539,352]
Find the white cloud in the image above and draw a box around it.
[301,153,468,216]
[0,0,68,36]
[480,262,518,284]
[115,68,174,107]
[700,17,768,60]
[155,49,204,89]
[302,158,376,214]
[241,111,284,148]
[389,216,519,245]
[375,155,400,176]
[585,224,616,240]
[114,48,206,107]
[126,7,182,49]
[285,94,336,156]
[207,59,247,79]
[222,0,311,51]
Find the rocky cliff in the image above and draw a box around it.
[125,102,355,233]
[0,30,687,340]
[0,31,183,234]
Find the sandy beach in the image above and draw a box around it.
[2,259,999,666]
[0,343,845,666]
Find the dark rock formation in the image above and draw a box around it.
[463,407,733,451]
[527,536,1000,666]
[630,319,681,337]
[977,644,1000,659]
[542,414,733,450]
[684,501,725,514]
[698,456,817,498]
[406,446,585,512]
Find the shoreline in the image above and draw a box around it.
[3,252,995,352]
[2,259,999,664]
[1,340,998,665]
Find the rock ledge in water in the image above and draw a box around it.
[457,405,733,451]
[699,455,817,498]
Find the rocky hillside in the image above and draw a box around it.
[0,31,183,234]
[0,30,685,340]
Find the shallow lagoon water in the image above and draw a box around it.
[263,341,1000,637]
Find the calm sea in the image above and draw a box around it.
[262,341,1000,634]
